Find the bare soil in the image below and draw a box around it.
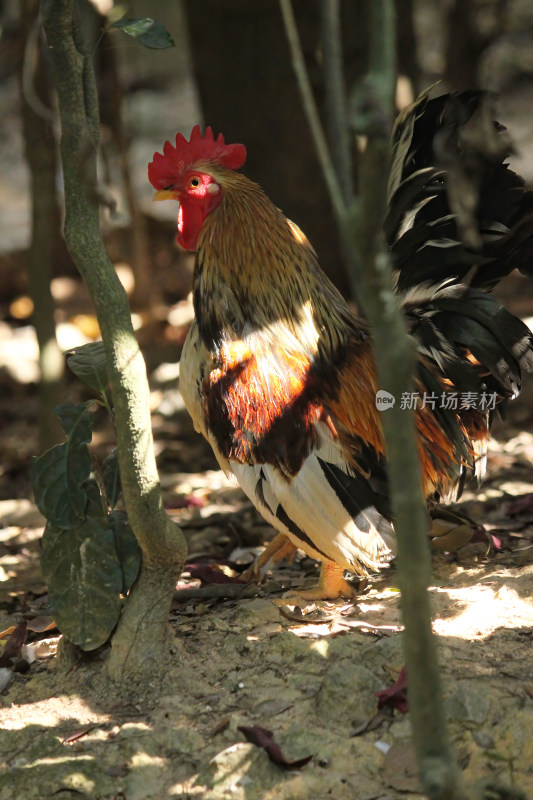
[2,384,533,800]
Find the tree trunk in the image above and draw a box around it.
[183,0,362,297]
[443,0,498,91]
[19,0,64,451]
[41,0,187,686]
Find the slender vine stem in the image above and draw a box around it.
[280,1,468,797]
[279,0,348,228]
[320,0,354,205]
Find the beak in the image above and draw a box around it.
[153,189,179,202]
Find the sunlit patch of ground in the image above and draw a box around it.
[2,464,533,799]
[2,356,533,798]
[432,570,533,639]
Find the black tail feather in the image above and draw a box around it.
[387,90,533,292]
[406,283,533,401]
[389,90,533,447]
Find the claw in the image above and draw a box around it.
[242,533,298,582]
[284,560,359,601]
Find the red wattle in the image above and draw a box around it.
[176,202,201,251]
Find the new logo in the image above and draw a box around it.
[375,390,396,410]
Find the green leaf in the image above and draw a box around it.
[85,476,107,521]
[41,517,123,651]
[101,449,122,509]
[111,17,175,49]
[109,511,141,593]
[66,342,109,395]
[54,400,95,437]
[30,402,94,529]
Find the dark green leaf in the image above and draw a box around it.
[85,476,107,521]
[109,511,141,593]
[102,449,121,509]
[54,400,94,438]
[66,342,109,395]
[111,17,175,49]
[30,402,94,529]
[42,517,123,650]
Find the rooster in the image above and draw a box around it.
[149,92,533,600]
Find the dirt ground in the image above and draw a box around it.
[2,344,533,800]
[4,5,533,797]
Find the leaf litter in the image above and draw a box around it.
[238,725,313,769]
[376,665,409,714]
[2,375,533,798]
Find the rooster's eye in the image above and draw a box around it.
[189,176,201,188]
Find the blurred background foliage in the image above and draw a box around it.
[1,0,533,482]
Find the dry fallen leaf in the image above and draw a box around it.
[376,666,409,714]
[238,725,312,769]
[210,715,231,737]
[26,616,57,634]
[185,562,245,585]
[252,697,294,717]
[165,494,206,510]
[62,724,98,744]
[28,636,60,660]
[350,711,388,737]
[0,668,11,692]
[507,494,533,517]
[383,741,421,793]
[0,621,27,668]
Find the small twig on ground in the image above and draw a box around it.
[173,583,259,602]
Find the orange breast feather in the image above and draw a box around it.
[203,340,324,473]
[203,337,475,499]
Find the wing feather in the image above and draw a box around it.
[232,426,397,574]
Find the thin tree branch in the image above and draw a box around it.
[22,10,57,124]
[320,0,354,205]
[19,0,64,451]
[279,0,348,228]
[282,0,468,796]
[368,0,396,88]
[279,0,362,298]
[353,6,466,797]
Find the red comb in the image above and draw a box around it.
[148,125,247,189]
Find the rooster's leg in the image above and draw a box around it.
[242,533,298,582]
[285,560,356,601]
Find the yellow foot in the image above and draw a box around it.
[242,533,298,582]
[284,560,358,601]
